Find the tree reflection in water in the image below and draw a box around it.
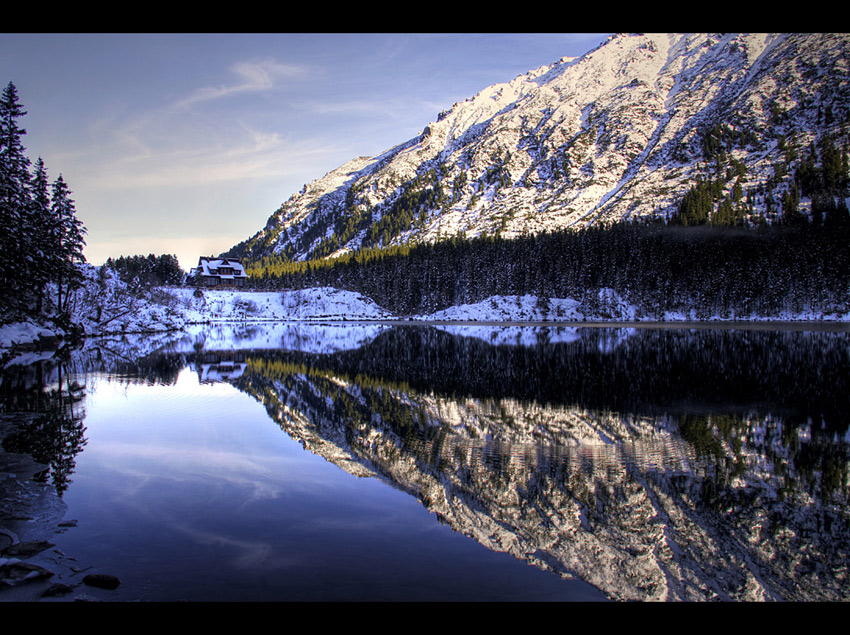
[2,362,87,496]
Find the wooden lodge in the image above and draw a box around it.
[189,256,249,288]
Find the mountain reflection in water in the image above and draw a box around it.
[2,323,848,601]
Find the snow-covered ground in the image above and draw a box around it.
[411,289,638,322]
[414,295,583,322]
[151,284,850,327]
[160,286,646,325]
[4,266,849,364]
[160,286,395,322]
[0,321,61,351]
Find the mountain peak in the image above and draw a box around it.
[227,33,850,263]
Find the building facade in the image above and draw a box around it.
[190,256,249,288]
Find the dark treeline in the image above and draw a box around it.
[244,220,850,318]
[103,253,184,288]
[0,82,86,323]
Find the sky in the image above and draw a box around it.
[0,33,611,271]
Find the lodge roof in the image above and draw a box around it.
[195,256,248,279]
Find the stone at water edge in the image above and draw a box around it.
[1,540,54,558]
[82,573,121,590]
[42,582,75,597]
[0,561,55,586]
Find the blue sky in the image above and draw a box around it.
[0,33,610,270]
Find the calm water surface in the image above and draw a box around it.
[2,322,849,601]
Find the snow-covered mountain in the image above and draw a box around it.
[227,33,850,263]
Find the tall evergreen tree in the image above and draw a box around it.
[29,157,54,311]
[0,82,30,209]
[0,81,32,307]
[50,174,86,313]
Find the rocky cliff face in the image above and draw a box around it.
[228,33,850,263]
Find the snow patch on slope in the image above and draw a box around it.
[412,289,638,322]
[415,295,582,321]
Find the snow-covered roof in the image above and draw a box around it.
[199,362,247,383]
[195,256,248,278]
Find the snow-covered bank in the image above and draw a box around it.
[160,286,642,324]
[411,289,636,322]
[0,321,61,350]
[160,286,395,322]
[126,285,850,327]
[5,269,849,365]
[3,273,394,362]
[410,289,850,324]
[0,320,70,367]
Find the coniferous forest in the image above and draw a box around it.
[242,220,850,319]
[0,82,87,328]
[103,254,184,289]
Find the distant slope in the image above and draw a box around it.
[225,33,850,264]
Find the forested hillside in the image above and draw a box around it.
[226,34,850,266]
[243,220,850,320]
[225,33,850,322]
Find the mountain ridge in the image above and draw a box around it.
[225,33,850,264]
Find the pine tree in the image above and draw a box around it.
[51,174,86,313]
[782,182,804,225]
[0,81,33,307]
[0,81,89,322]
[29,157,54,312]
[0,82,30,209]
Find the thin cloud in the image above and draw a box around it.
[67,53,323,191]
[82,129,349,190]
[175,58,308,109]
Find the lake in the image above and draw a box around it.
[2,322,849,601]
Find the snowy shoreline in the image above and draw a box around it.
[3,282,849,362]
[369,319,850,330]
[158,286,850,325]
